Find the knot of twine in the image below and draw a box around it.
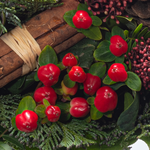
[0,24,41,75]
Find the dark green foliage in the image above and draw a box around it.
[0,0,63,35]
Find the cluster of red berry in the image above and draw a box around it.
[14,33,129,133]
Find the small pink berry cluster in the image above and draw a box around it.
[125,37,150,90]
[78,0,132,24]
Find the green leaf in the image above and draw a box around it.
[91,16,102,26]
[105,32,111,41]
[117,92,139,131]
[111,26,125,39]
[137,27,148,39]
[38,45,58,66]
[34,104,46,118]
[132,23,143,38]
[89,62,106,78]
[77,3,93,16]
[87,97,95,105]
[58,38,96,69]
[122,63,128,70]
[115,55,124,63]
[41,117,49,124]
[57,62,66,71]
[144,30,150,40]
[99,26,109,31]
[63,10,76,28]
[90,105,103,120]
[109,82,125,90]
[0,142,12,150]
[94,40,116,62]
[125,71,142,91]
[124,92,134,111]
[34,71,39,81]
[16,96,36,115]
[11,117,17,130]
[43,99,50,107]
[2,135,24,149]
[103,75,116,85]
[81,26,102,40]
[63,74,76,88]
[56,102,71,122]
[124,30,129,38]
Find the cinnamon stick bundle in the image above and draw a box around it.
[0,0,85,88]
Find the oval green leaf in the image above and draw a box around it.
[90,105,103,120]
[125,71,142,91]
[115,55,125,63]
[94,40,116,62]
[43,99,50,107]
[110,82,125,91]
[124,92,134,111]
[11,117,17,130]
[117,92,139,131]
[0,142,12,150]
[111,26,125,39]
[91,16,102,26]
[34,104,46,118]
[38,45,58,66]
[63,10,76,28]
[103,75,116,85]
[89,62,106,78]
[87,97,95,105]
[16,96,36,115]
[132,23,143,38]
[137,27,148,39]
[63,74,76,88]
[81,26,102,40]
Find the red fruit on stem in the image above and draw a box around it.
[110,35,128,57]
[108,63,128,82]
[62,53,78,67]
[94,86,118,113]
[16,110,38,133]
[83,73,101,96]
[34,86,57,105]
[72,10,92,29]
[37,63,60,87]
[70,97,90,118]
[45,105,61,122]
[61,81,78,96]
[68,66,86,83]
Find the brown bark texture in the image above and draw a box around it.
[0,0,85,88]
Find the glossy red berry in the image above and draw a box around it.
[110,35,128,57]
[37,63,60,87]
[62,53,78,67]
[94,86,118,113]
[34,86,57,105]
[83,73,101,96]
[70,97,90,118]
[72,10,92,29]
[16,110,38,133]
[68,66,86,83]
[61,81,78,96]
[45,105,61,122]
[108,63,128,82]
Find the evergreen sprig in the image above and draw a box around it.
[0,0,63,35]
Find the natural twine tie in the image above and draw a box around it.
[0,24,41,75]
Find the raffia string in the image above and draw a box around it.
[0,24,41,75]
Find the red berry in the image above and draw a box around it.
[16,110,38,133]
[94,86,118,113]
[68,66,86,83]
[45,105,61,122]
[62,53,78,67]
[70,97,90,118]
[108,63,128,82]
[37,63,60,87]
[34,86,57,105]
[110,35,128,57]
[72,10,92,29]
[61,81,78,96]
[83,73,101,96]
